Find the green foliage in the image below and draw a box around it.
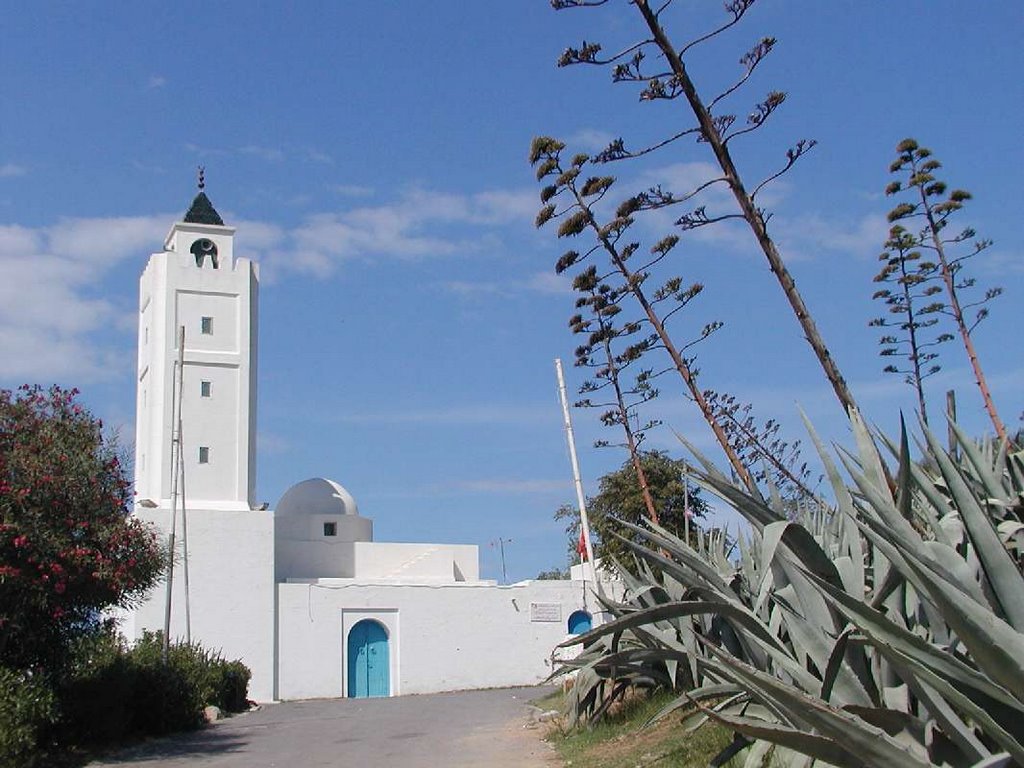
[0,667,56,768]
[546,688,739,768]
[126,631,250,735]
[536,568,570,580]
[56,625,136,746]
[556,417,1024,766]
[0,385,164,675]
[556,451,708,572]
[56,628,251,750]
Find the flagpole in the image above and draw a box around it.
[555,359,598,587]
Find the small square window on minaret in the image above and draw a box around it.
[198,446,210,464]
[323,522,337,537]
[201,316,213,335]
[200,380,212,398]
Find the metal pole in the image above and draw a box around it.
[683,461,691,546]
[179,431,191,645]
[555,359,598,587]
[163,325,185,663]
[946,389,958,459]
[499,538,508,585]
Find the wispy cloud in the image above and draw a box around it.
[361,477,572,500]
[0,180,546,378]
[0,215,171,381]
[775,212,888,262]
[449,478,572,494]
[0,163,27,178]
[131,160,166,174]
[333,402,558,426]
[146,75,167,89]
[238,145,285,162]
[184,142,230,158]
[185,144,334,167]
[332,184,374,198]
[440,270,570,299]
[306,149,334,165]
[257,186,538,280]
[567,128,617,152]
[257,431,291,456]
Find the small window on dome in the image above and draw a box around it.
[323,522,337,537]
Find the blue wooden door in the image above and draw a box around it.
[348,620,389,698]
[568,610,592,635]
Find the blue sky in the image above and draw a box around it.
[2,2,1021,582]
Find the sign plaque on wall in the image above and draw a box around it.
[530,602,562,622]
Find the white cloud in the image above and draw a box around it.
[186,142,232,158]
[774,213,888,262]
[439,271,570,299]
[0,215,169,381]
[258,186,538,280]
[257,431,291,455]
[146,75,167,89]
[0,181,545,378]
[332,184,374,198]
[567,128,618,152]
[0,163,27,178]
[238,145,285,162]
[451,478,573,495]
[441,280,505,297]
[306,149,334,165]
[469,190,538,224]
[333,402,557,426]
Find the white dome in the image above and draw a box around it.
[275,478,359,517]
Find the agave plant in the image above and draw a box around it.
[555,413,1024,767]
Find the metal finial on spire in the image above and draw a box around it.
[197,166,206,191]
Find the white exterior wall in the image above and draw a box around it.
[134,221,258,510]
[276,539,358,581]
[351,542,479,582]
[276,578,602,700]
[127,215,271,700]
[123,507,276,702]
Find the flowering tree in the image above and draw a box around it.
[0,385,163,673]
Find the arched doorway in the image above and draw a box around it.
[568,610,592,635]
[347,619,390,698]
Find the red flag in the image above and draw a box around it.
[577,529,588,561]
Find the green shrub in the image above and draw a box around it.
[125,632,211,735]
[210,660,251,713]
[56,629,252,747]
[56,626,134,745]
[0,667,56,768]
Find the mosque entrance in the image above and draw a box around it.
[347,619,390,698]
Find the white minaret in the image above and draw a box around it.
[126,176,275,702]
[134,175,258,510]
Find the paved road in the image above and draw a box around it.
[89,686,559,768]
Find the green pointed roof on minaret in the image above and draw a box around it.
[183,166,225,225]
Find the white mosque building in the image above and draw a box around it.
[121,186,608,702]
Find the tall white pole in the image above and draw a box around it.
[683,461,691,546]
[163,325,185,663]
[555,359,598,587]
[179,430,191,645]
